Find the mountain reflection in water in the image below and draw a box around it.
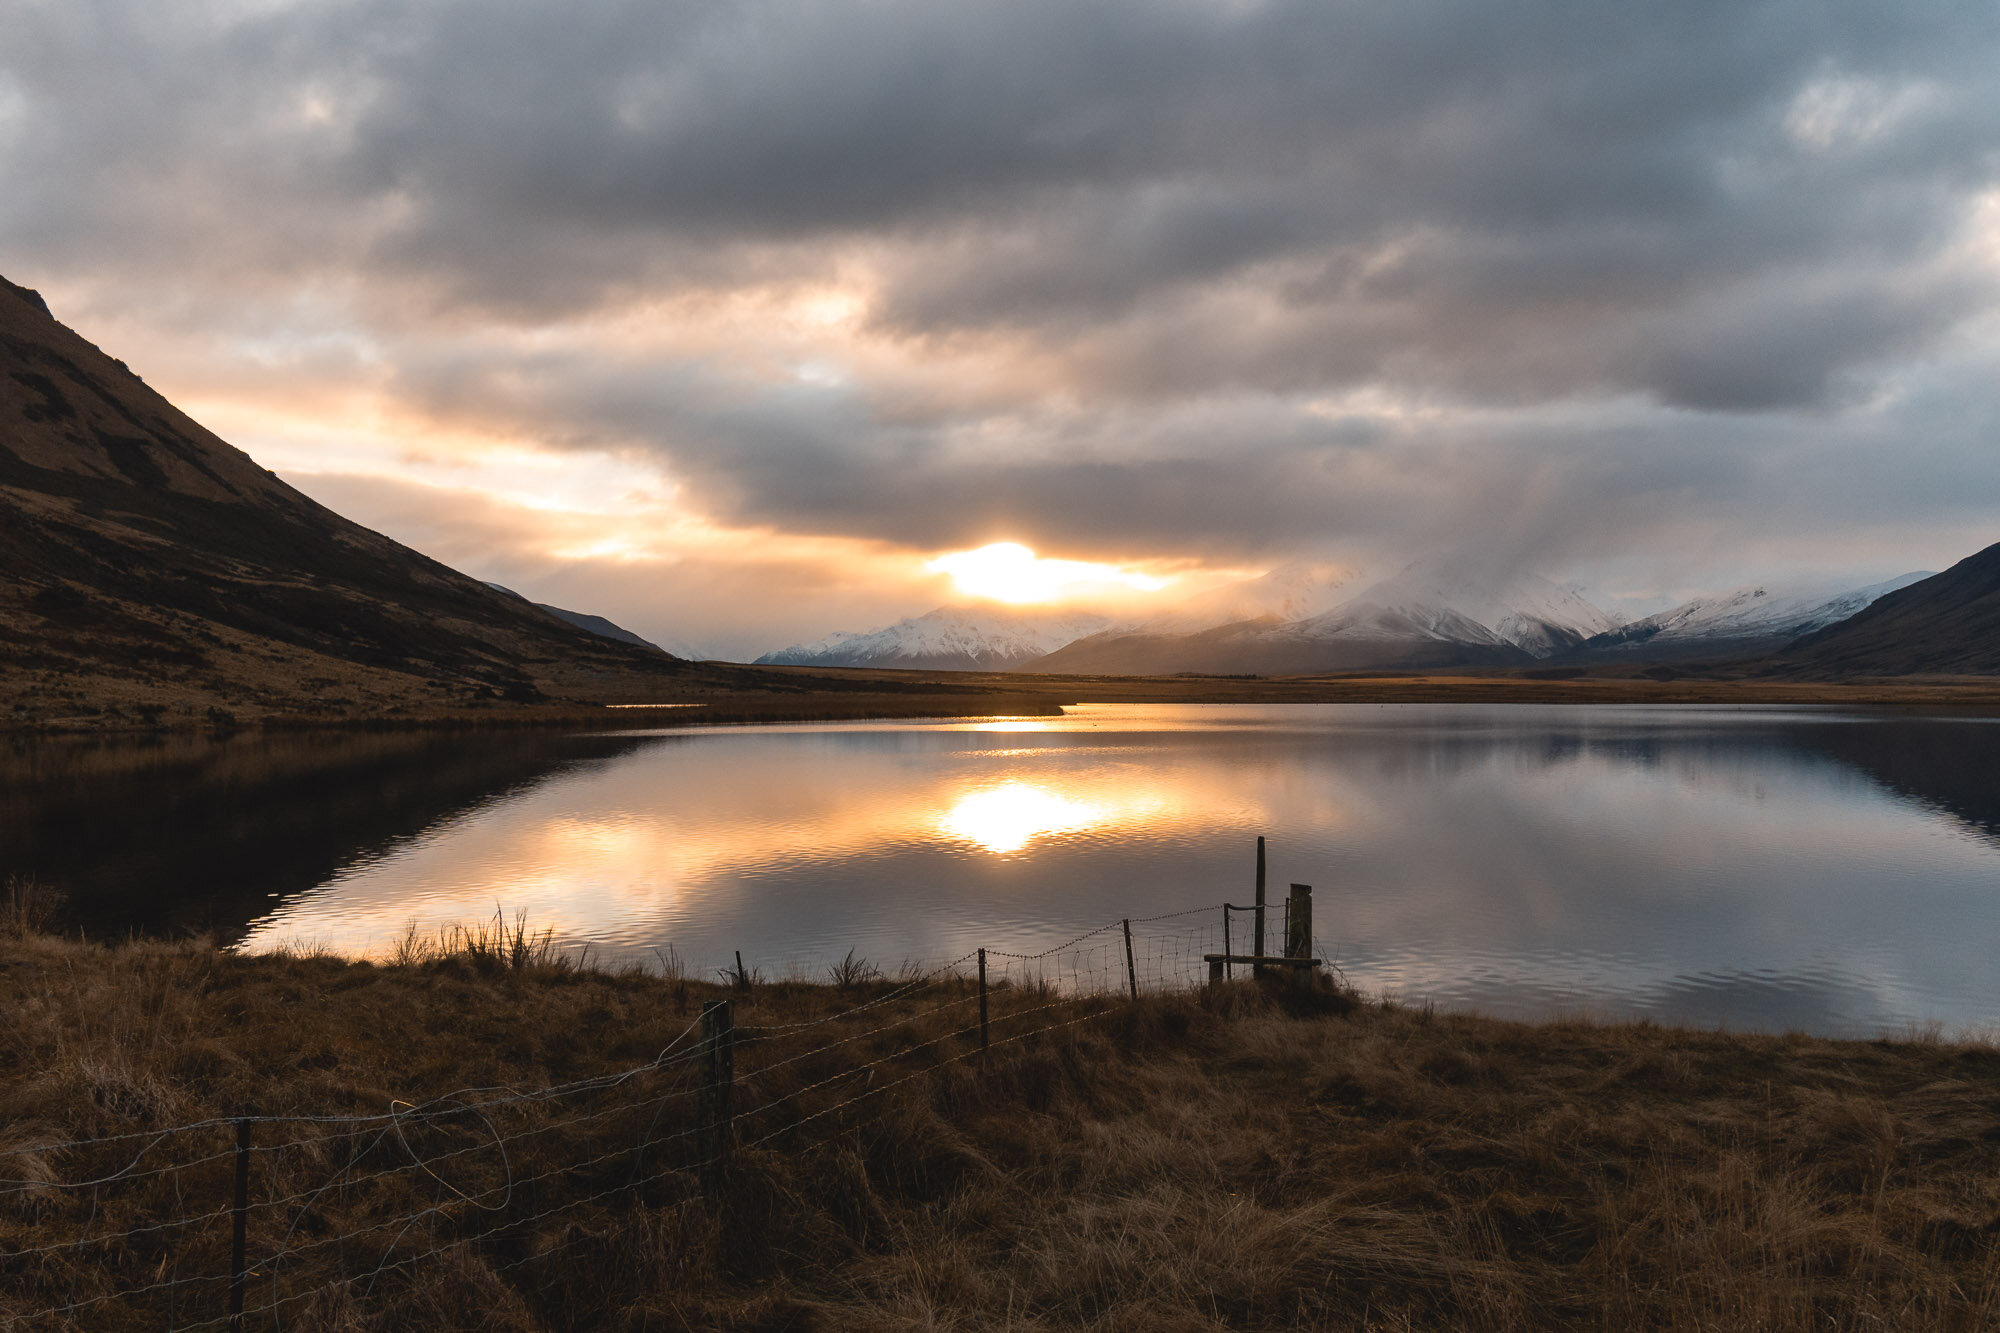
[6,704,2000,1037]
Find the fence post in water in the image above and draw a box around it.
[1254,835,1267,978]
[698,1000,735,1200]
[1286,884,1313,993]
[977,948,990,1055]
[228,1118,250,1332]
[1122,919,1138,1000]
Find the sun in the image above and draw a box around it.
[926,541,1168,605]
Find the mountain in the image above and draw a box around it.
[758,605,1117,670]
[0,273,705,725]
[1329,563,1624,658]
[1568,574,1931,664]
[1770,544,2000,677]
[482,583,705,659]
[1030,562,1618,675]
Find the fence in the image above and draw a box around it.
[0,899,1334,1329]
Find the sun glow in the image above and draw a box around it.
[939,782,1105,854]
[926,542,1168,605]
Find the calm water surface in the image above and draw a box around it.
[8,703,2000,1036]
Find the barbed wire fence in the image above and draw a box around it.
[0,901,1336,1330]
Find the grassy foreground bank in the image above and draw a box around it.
[4,929,2000,1331]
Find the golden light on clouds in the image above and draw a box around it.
[927,541,1170,605]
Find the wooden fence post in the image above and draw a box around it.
[977,948,989,1054]
[1286,884,1312,992]
[1254,836,1267,977]
[699,1000,734,1200]
[1122,919,1138,1000]
[1222,906,1232,981]
[228,1118,250,1332]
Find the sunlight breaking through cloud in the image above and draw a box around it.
[927,542,1170,605]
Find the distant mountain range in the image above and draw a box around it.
[1034,563,1624,675]
[758,605,1118,671]
[1569,575,1932,663]
[764,559,1949,677]
[757,563,1360,671]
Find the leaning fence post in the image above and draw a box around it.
[1254,835,1267,978]
[977,948,990,1054]
[698,1000,735,1200]
[1286,883,1312,993]
[228,1118,251,1332]
[1122,918,1138,1000]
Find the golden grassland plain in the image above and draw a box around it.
[5,899,2000,1330]
[769,663,2000,710]
[13,658,2000,737]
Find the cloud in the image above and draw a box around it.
[5,0,2000,648]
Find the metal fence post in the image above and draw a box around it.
[228,1118,250,1332]
[1122,919,1138,1000]
[698,1000,734,1200]
[977,947,990,1054]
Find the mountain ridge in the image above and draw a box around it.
[0,272,707,724]
[1770,544,2000,677]
[1568,574,1932,664]
[759,605,1117,671]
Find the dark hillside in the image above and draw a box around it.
[0,274,705,724]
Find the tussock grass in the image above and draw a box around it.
[0,874,64,938]
[384,909,591,977]
[3,933,1999,1330]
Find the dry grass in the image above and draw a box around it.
[3,934,2000,1330]
[0,875,64,938]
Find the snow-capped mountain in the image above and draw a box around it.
[757,605,1120,670]
[1572,573,1932,661]
[1322,562,1625,658]
[750,561,1933,678]
[1032,561,1623,674]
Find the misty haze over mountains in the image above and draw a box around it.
[761,562,1937,674]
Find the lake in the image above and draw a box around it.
[7,703,2000,1036]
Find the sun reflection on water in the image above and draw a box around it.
[938,781,1105,854]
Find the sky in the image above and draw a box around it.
[4,0,2000,660]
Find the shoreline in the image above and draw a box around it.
[7,669,2000,737]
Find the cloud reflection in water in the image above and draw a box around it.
[226,704,2000,1037]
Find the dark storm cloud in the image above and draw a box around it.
[4,0,2000,581]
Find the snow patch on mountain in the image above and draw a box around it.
[1297,561,1625,658]
[1581,573,1932,654]
[757,605,1120,670]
